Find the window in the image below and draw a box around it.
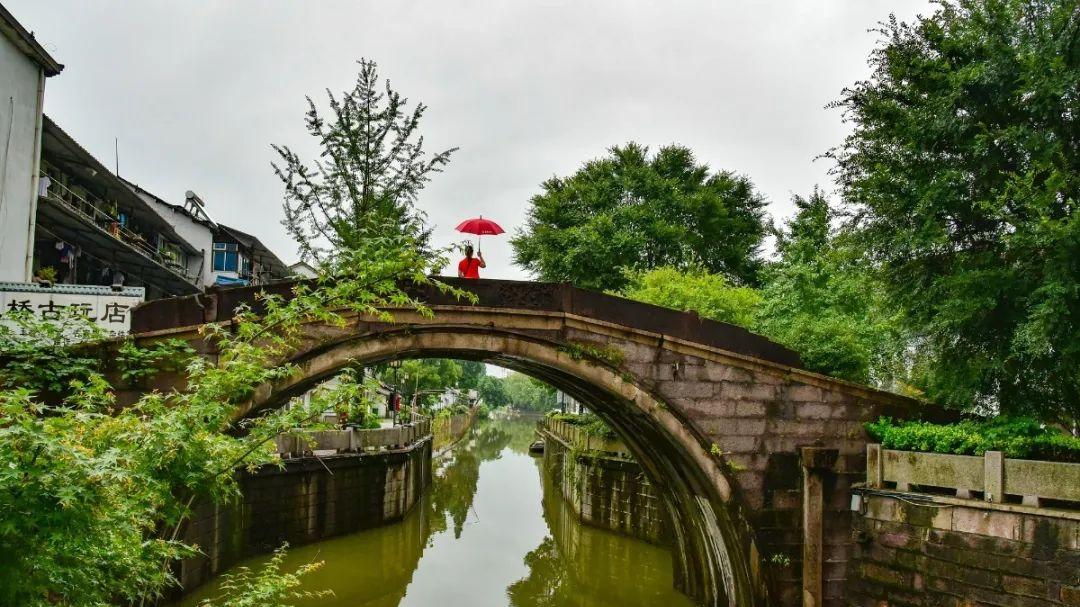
[212,242,239,272]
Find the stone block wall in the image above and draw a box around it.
[847,490,1080,606]
[175,439,431,595]
[543,431,668,544]
[601,330,936,607]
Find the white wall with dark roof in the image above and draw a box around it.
[136,191,210,283]
[0,27,43,281]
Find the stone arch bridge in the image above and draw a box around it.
[130,278,933,607]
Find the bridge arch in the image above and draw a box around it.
[132,278,934,607]
[242,325,766,606]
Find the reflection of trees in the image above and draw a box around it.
[425,420,519,539]
[506,536,569,607]
[507,457,695,607]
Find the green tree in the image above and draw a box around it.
[619,266,762,328]
[391,358,463,407]
[512,143,767,292]
[616,191,908,386]
[829,0,1080,419]
[476,374,509,408]
[756,191,907,385]
[503,372,557,412]
[274,58,457,265]
[457,360,486,391]
[0,229,460,605]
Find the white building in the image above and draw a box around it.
[0,3,62,282]
[126,182,288,288]
[288,261,317,278]
[0,2,289,316]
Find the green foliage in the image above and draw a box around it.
[830,0,1080,420]
[274,58,457,266]
[476,374,509,408]
[503,371,557,412]
[619,266,761,328]
[116,337,196,385]
[456,360,486,391]
[512,142,767,292]
[558,341,625,367]
[769,553,791,568]
[0,222,466,604]
[307,368,382,428]
[0,309,104,393]
[388,358,463,407]
[756,191,910,385]
[616,193,909,387]
[475,403,491,420]
[546,411,616,439]
[866,417,1080,462]
[195,546,332,607]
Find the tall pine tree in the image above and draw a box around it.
[273,59,457,266]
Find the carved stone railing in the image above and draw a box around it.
[276,419,431,458]
[539,416,631,459]
[866,443,1080,507]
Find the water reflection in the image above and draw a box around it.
[174,418,694,607]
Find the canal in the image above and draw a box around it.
[176,417,696,607]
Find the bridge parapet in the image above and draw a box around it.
[131,277,803,369]
[866,443,1080,508]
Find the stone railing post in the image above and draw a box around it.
[866,444,882,489]
[801,446,838,607]
[984,450,1004,503]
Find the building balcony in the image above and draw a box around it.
[37,166,200,296]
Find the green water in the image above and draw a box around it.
[176,418,696,607]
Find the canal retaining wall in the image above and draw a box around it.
[433,406,480,456]
[844,445,1080,606]
[175,438,432,595]
[540,423,668,544]
[846,490,1080,605]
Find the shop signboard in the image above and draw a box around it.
[0,282,145,337]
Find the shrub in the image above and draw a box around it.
[866,417,1080,462]
[546,411,616,439]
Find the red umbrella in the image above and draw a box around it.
[455,215,504,252]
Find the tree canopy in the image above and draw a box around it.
[620,266,761,329]
[512,143,767,292]
[755,191,908,385]
[274,58,457,266]
[830,0,1080,419]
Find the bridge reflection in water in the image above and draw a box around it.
[173,418,695,607]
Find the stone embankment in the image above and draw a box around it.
[846,444,1080,606]
[538,416,668,544]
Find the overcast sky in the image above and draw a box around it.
[10,0,932,280]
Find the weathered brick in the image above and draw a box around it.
[735,400,768,416]
[1002,574,1048,599]
[715,434,760,453]
[784,384,824,402]
[659,379,714,399]
[796,402,837,419]
[769,418,827,437]
[702,364,755,383]
[720,381,779,401]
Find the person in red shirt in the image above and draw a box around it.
[457,245,485,279]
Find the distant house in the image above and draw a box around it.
[288,261,317,278]
[0,3,63,282]
[127,182,289,288]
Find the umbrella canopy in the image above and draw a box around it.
[455,216,504,236]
